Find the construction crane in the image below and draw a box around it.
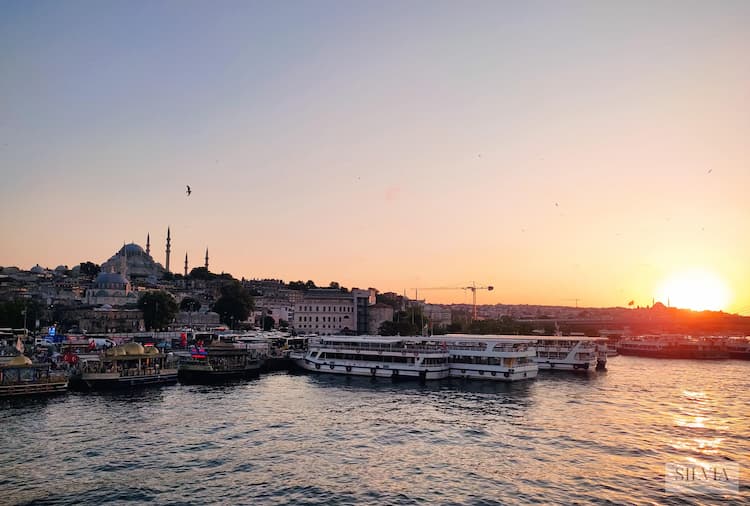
[562,298,582,308]
[409,282,494,321]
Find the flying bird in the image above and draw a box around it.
[186,185,191,196]
[707,169,712,174]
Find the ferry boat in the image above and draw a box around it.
[442,335,538,381]
[69,342,178,391]
[290,335,450,380]
[532,336,599,371]
[0,355,68,398]
[177,338,263,383]
[617,335,729,359]
[726,337,750,360]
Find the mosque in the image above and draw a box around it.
[86,228,210,306]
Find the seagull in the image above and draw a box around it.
[555,202,559,207]
[707,169,712,174]
[186,185,192,196]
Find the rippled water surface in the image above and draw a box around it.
[2,357,749,505]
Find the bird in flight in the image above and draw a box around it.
[186,185,192,196]
[707,169,712,174]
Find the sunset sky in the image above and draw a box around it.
[1,1,748,314]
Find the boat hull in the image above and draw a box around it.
[293,357,449,380]
[449,365,537,381]
[177,364,260,384]
[0,381,68,398]
[71,369,178,391]
[535,360,596,371]
[618,348,728,360]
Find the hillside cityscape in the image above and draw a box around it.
[2,235,748,338]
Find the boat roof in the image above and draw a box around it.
[440,335,536,344]
[318,335,424,344]
[445,333,599,342]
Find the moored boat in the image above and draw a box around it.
[178,338,263,383]
[726,337,750,359]
[618,335,729,359]
[69,342,177,391]
[291,335,450,380]
[0,355,68,398]
[442,335,538,381]
[533,336,599,371]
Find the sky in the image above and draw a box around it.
[1,1,748,313]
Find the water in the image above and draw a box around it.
[1,357,748,505]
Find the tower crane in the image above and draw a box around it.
[409,282,494,322]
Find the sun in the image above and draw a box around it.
[655,269,731,312]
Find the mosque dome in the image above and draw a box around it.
[101,239,165,280]
[8,355,32,366]
[94,272,129,289]
[119,243,146,256]
[30,264,45,274]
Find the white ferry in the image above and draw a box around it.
[442,335,538,381]
[290,335,450,380]
[532,335,599,371]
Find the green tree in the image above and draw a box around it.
[0,298,44,329]
[213,281,254,327]
[262,315,275,331]
[287,280,306,291]
[79,261,100,278]
[378,320,398,336]
[305,280,317,290]
[137,291,178,331]
[179,297,201,312]
[188,267,215,281]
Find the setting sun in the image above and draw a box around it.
[655,269,731,312]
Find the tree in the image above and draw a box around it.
[329,281,340,290]
[79,261,100,278]
[188,267,215,281]
[287,280,306,291]
[378,320,398,336]
[262,315,275,331]
[137,291,178,331]
[0,298,44,329]
[212,281,254,327]
[179,297,201,312]
[305,280,317,290]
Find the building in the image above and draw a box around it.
[85,271,138,307]
[100,242,165,283]
[76,306,145,333]
[422,304,452,327]
[292,288,374,335]
[367,303,394,335]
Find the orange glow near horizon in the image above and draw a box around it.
[655,269,731,312]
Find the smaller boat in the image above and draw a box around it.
[177,337,263,384]
[70,342,177,391]
[0,355,68,398]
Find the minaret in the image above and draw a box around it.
[184,252,188,277]
[146,233,151,256]
[165,227,171,273]
[205,248,209,270]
